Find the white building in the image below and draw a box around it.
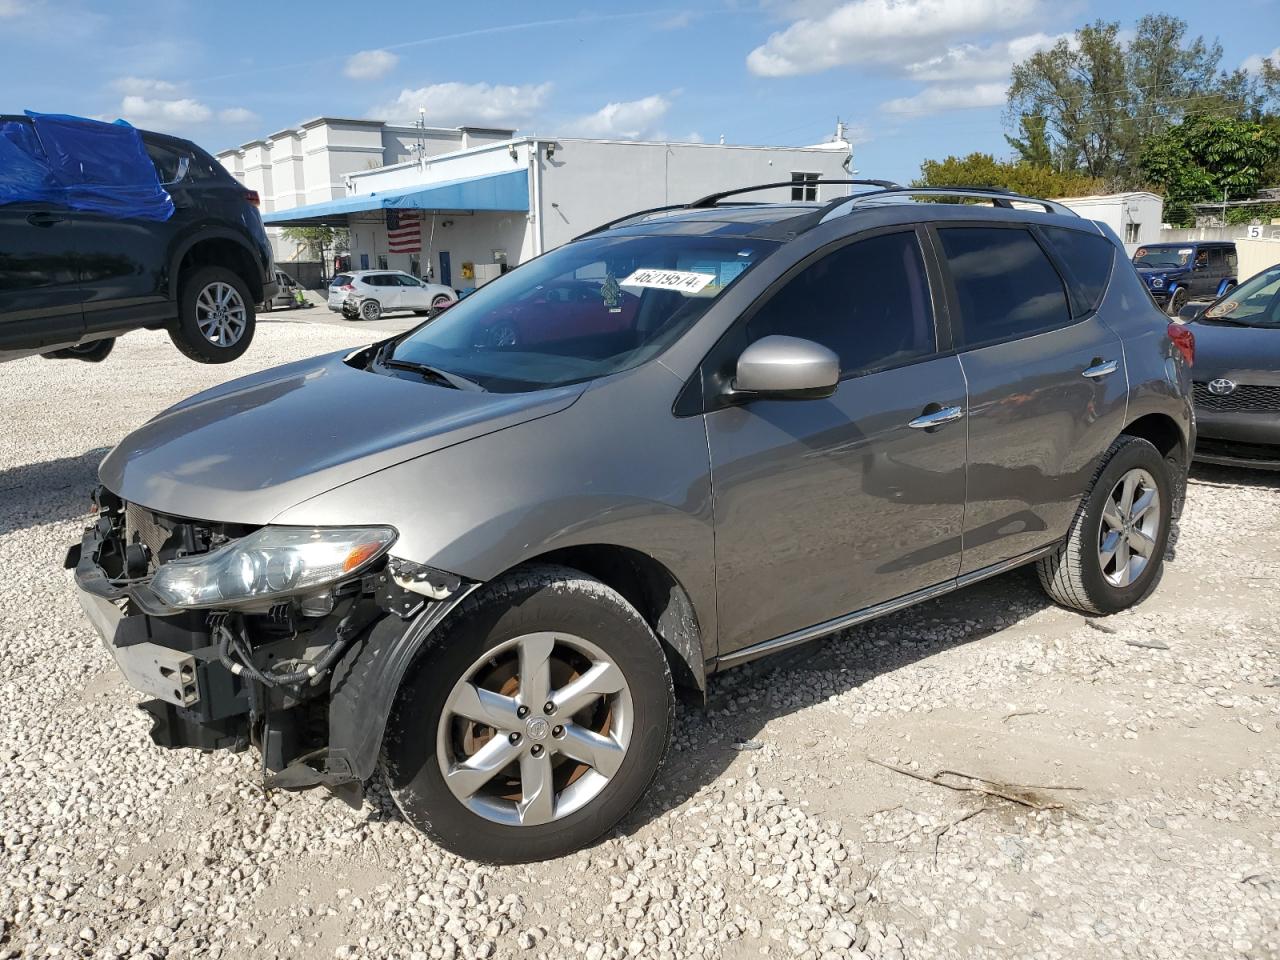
[1055,192,1164,254]
[262,134,854,290]
[216,118,515,261]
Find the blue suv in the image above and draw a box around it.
[1133,241,1237,315]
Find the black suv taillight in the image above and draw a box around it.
[244,190,260,207]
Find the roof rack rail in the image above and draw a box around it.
[689,179,902,208]
[819,186,1079,222]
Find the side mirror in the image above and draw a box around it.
[732,335,839,400]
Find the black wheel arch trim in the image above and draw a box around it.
[168,226,271,302]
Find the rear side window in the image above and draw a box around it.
[747,231,936,376]
[939,227,1071,349]
[331,274,352,286]
[1041,226,1115,316]
[144,142,190,184]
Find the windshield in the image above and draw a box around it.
[1202,267,1280,328]
[387,234,776,392]
[1133,247,1191,269]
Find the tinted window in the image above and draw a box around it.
[1041,226,1115,315]
[331,274,352,286]
[747,231,936,375]
[395,274,421,286]
[144,142,189,184]
[366,274,393,287]
[939,227,1071,348]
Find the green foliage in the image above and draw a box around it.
[1004,115,1053,168]
[279,226,350,262]
[1006,15,1261,187]
[1140,115,1280,225]
[913,153,1106,199]
[1224,203,1280,226]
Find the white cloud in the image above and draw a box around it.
[658,11,695,29]
[218,107,258,124]
[747,0,1043,77]
[0,0,26,16]
[112,76,181,96]
[905,32,1063,82]
[1242,47,1279,74]
[372,81,551,129]
[344,49,399,81]
[881,82,1008,115]
[119,95,213,126]
[567,95,671,139]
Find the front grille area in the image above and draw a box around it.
[1192,382,1280,413]
[125,503,172,558]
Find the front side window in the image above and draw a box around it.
[747,231,936,376]
[387,234,775,392]
[396,274,421,286]
[939,227,1072,348]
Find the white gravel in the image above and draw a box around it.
[1,321,1277,960]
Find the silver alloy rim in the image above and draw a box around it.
[1098,467,1161,587]
[362,300,381,321]
[433,295,451,308]
[437,632,632,827]
[195,282,247,347]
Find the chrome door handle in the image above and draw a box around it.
[1082,359,1118,378]
[908,405,964,429]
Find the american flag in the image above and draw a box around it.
[386,209,422,253]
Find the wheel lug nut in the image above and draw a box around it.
[552,725,564,738]
[530,744,544,757]
[509,732,521,744]
[517,705,530,719]
[543,701,556,715]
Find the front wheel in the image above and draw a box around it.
[382,566,674,863]
[1167,287,1188,317]
[1037,436,1172,615]
[170,266,255,363]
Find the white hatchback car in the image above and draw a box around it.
[328,270,458,321]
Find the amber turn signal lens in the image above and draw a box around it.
[343,542,384,572]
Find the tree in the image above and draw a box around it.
[913,153,1105,199]
[279,226,350,270]
[1004,115,1053,168]
[1006,15,1258,187]
[1140,114,1280,225]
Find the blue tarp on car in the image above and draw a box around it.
[0,111,174,221]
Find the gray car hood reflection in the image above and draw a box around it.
[99,349,584,525]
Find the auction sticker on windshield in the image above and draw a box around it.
[621,268,715,295]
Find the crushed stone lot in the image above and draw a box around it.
[1,320,1277,960]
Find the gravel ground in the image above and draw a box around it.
[1,321,1277,960]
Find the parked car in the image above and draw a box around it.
[1133,241,1237,315]
[262,270,302,310]
[328,270,457,321]
[0,112,275,364]
[1176,263,1280,469]
[70,182,1194,863]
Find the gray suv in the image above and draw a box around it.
[69,182,1196,862]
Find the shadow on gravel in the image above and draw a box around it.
[621,566,1057,842]
[1189,462,1280,489]
[0,447,107,538]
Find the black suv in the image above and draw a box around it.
[0,114,275,364]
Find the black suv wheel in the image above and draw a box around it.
[169,266,256,363]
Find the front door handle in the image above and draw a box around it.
[908,404,965,430]
[27,212,65,227]
[1082,358,1119,379]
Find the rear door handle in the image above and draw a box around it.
[908,405,964,430]
[27,212,65,227]
[1082,359,1119,379]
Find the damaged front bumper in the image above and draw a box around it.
[68,491,474,800]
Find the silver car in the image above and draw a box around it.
[70,182,1195,863]
[328,269,457,322]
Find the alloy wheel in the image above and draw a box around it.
[1098,467,1161,587]
[437,632,632,827]
[195,282,247,346]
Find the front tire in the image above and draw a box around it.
[1167,287,1188,317]
[382,565,674,863]
[1037,436,1172,615]
[169,266,255,363]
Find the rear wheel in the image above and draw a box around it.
[169,266,255,363]
[42,338,115,363]
[432,294,453,310]
[1037,436,1172,615]
[382,566,674,863]
[359,299,382,322]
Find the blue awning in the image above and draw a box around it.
[261,168,529,226]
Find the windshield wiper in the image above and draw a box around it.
[383,357,487,391]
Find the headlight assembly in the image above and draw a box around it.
[149,525,397,610]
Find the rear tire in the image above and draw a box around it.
[169,266,255,363]
[1037,436,1172,615]
[382,565,674,863]
[43,338,115,362]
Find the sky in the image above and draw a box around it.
[2,0,1277,186]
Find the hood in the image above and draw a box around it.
[1187,319,1280,384]
[100,348,584,524]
